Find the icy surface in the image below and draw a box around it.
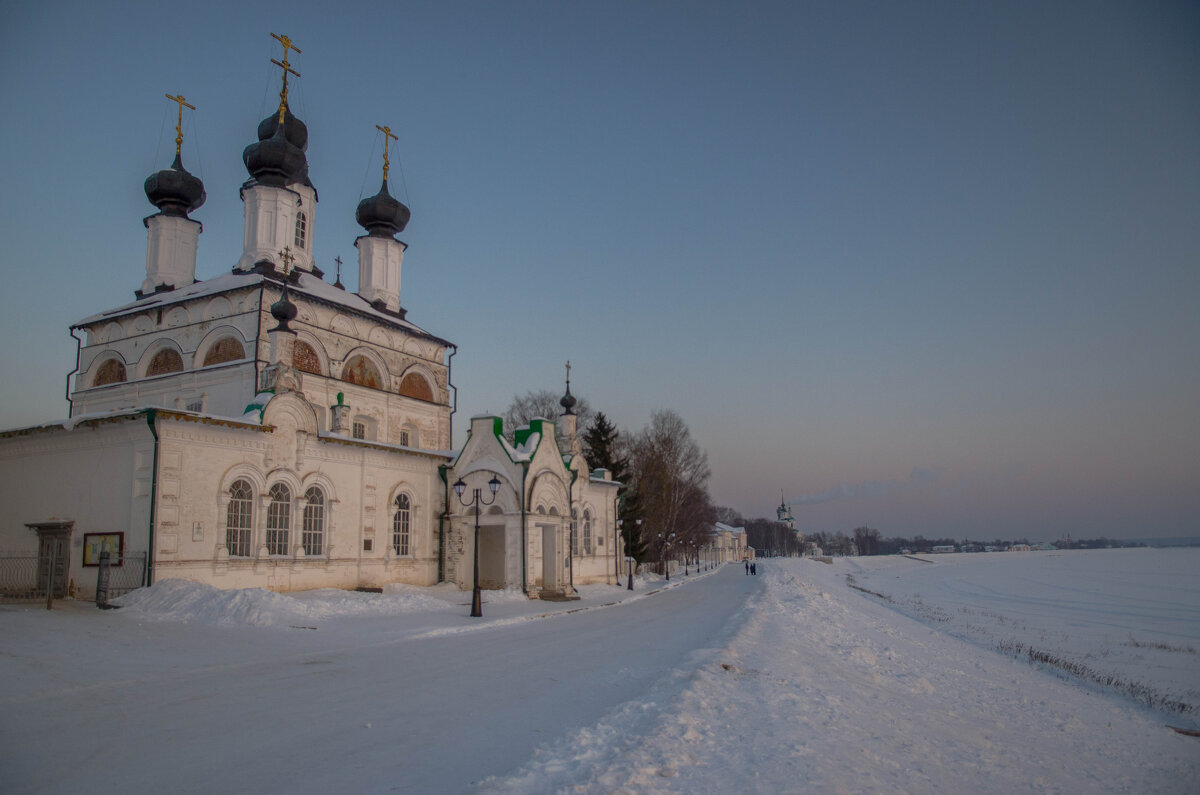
[846,548,1200,717]
[2,551,1197,793]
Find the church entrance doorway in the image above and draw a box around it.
[28,521,73,599]
[478,525,506,589]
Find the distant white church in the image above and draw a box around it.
[0,35,621,600]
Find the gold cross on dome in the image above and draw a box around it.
[165,93,195,156]
[376,124,398,181]
[565,360,571,381]
[278,245,296,276]
[269,32,302,123]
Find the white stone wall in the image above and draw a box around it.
[0,417,152,598]
[72,286,261,419]
[236,183,318,274]
[279,290,450,449]
[153,406,446,592]
[0,407,449,597]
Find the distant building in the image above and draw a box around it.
[712,522,747,563]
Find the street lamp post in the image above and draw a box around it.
[659,532,675,581]
[616,519,623,587]
[628,519,641,590]
[453,473,501,618]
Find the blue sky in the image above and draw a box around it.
[1,1,1197,540]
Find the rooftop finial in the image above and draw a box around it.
[270,245,298,332]
[278,245,296,277]
[270,32,301,125]
[333,255,344,289]
[560,360,577,416]
[165,93,195,156]
[376,124,398,182]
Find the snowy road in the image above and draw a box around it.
[1,569,756,793]
[3,557,1198,793]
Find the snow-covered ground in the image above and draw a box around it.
[2,552,1197,793]
[846,548,1200,720]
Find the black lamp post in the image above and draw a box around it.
[659,532,675,581]
[628,519,641,590]
[616,519,623,586]
[453,473,501,617]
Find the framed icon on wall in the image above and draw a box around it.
[82,532,124,566]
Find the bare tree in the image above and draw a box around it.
[629,410,713,568]
[503,389,593,436]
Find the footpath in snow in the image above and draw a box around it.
[2,555,1197,793]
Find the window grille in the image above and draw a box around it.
[302,487,324,556]
[266,483,291,555]
[583,514,592,555]
[295,211,307,249]
[226,479,253,557]
[185,400,203,413]
[398,430,410,446]
[393,494,411,556]
[571,509,579,556]
[353,422,366,440]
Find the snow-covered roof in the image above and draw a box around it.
[73,269,453,347]
[0,406,265,436]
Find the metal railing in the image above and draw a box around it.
[0,551,147,607]
[96,551,147,608]
[0,554,42,604]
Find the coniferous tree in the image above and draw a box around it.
[583,413,648,563]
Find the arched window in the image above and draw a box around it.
[201,337,245,367]
[571,508,579,556]
[342,355,382,389]
[302,487,324,556]
[583,511,593,555]
[226,479,253,558]
[295,211,307,249]
[294,340,321,375]
[93,358,126,387]
[393,494,411,556]
[399,372,434,401]
[266,483,291,556]
[147,348,183,377]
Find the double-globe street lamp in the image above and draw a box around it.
[453,473,501,618]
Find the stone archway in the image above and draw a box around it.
[478,508,506,589]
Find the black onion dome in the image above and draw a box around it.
[355,179,410,238]
[243,120,307,187]
[270,284,298,332]
[144,152,206,216]
[256,107,308,151]
[559,386,577,415]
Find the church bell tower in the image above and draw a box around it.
[236,33,318,275]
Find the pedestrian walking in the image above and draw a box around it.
[745,561,749,574]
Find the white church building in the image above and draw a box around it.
[0,36,621,601]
